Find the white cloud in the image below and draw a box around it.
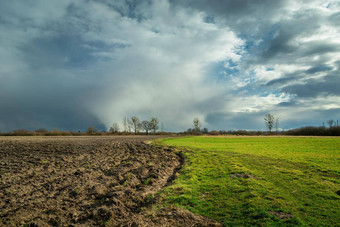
[225,93,294,113]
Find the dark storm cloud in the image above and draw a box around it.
[0,66,106,131]
[305,65,333,74]
[301,42,340,57]
[277,101,297,107]
[0,1,107,131]
[283,73,340,98]
[265,74,300,87]
[251,14,326,65]
[171,0,286,24]
[93,0,153,20]
[205,111,267,131]
[0,0,339,132]
[0,100,104,132]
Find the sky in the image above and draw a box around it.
[0,0,339,132]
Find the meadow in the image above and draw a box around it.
[157,136,340,226]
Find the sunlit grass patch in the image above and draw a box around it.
[157,136,340,226]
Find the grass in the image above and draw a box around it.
[156,136,340,226]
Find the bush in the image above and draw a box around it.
[11,129,32,136]
[87,126,98,134]
[285,126,340,136]
[35,128,48,133]
[209,130,220,135]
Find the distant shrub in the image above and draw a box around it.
[236,130,248,135]
[35,128,48,133]
[209,130,220,135]
[11,129,32,136]
[219,130,227,135]
[285,126,340,136]
[87,126,98,134]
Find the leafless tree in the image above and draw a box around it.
[130,116,141,135]
[275,118,279,133]
[128,120,132,132]
[122,117,129,132]
[327,119,334,128]
[141,120,152,135]
[193,117,201,132]
[264,113,275,133]
[150,117,159,133]
[109,123,120,133]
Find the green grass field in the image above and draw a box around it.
[157,136,340,226]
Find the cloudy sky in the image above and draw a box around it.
[0,0,339,132]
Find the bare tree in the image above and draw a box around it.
[122,117,128,132]
[275,118,279,133]
[109,123,120,133]
[128,120,133,132]
[150,117,159,133]
[327,119,334,128]
[264,113,275,133]
[141,120,152,135]
[130,116,141,135]
[193,117,201,132]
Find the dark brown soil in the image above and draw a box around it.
[0,136,220,226]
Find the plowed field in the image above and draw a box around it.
[0,136,219,226]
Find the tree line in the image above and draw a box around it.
[87,116,160,135]
[111,116,159,135]
[0,116,162,136]
[264,113,340,136]
[1,114,339,136]
[183,114,340,136]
